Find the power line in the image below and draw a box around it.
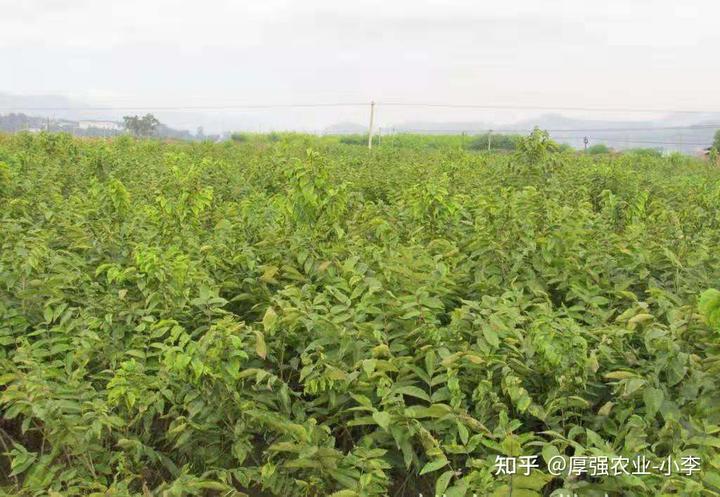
[1,101,719,115]
[0,102,370,112]
[378,102,719,115]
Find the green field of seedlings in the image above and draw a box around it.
[1,132,719,496]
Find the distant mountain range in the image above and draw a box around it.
[1,92,718,152]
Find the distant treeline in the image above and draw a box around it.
[333,132,532,151]
[227,131,700,157]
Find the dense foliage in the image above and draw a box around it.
[586,144,612,155]
[1,132,719,497]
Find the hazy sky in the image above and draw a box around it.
[3,0,720,130]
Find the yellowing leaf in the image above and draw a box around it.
[260,265,279,283]
[254,330,267,359]
[628,313,653,325]
[603,371,639,380]
[262,307,278,331]
[598,401,614,416]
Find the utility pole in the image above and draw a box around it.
[367,101,375,150]
[488,129,493,152]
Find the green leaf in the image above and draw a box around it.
[446,482,470,497]
[491,485,512,497]
[436,470,454,497]
[328,491,359,497]
[372,411,391,431]
[541,444,560,466]
[0,373,16,385]
[510,490,541,497]
[699,288,720,330]
[643,387,664,418]
[703,471,720,491]
[628,313,653,325]
[10,447,37,477]
[405,404,452,419]
[514,473,551,490]
[400,437,414,469]
[603,371,639,380]
[43,306,54,324]
[362,359,377,376]
[482,326,500,347]
[394,385,431,402]
[457,422,469,445]
[420,457,449,475]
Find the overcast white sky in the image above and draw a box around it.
[2,0,720,130]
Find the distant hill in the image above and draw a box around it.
[0,93,112,121]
